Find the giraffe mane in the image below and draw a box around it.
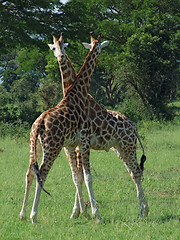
[77,40,98,76]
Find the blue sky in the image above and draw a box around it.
[61,0,69,4]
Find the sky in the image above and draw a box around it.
[61,0,69,4]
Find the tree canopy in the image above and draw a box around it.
[0,0,179,125]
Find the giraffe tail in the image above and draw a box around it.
[136,133,146,172]
[140,154,146,172]
[32,162,52,197]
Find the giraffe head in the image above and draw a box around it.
[48,33,69,62]
[82,32,109,53]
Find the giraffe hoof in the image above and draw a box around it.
[143,206,149,217]
[20,215,26,221]
[20,212,26,221]
[30,212,37,224]
[138,204,149,218]
[82,212,91,220]
[31,217,37,224]
[92,213,102,222]
[70,210,80,219]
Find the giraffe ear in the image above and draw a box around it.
[48,44,54,50]
[64,43,69,49]
[82,42,91,49]
[101,41,110,48]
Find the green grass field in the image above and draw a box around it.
[1,117,180,240]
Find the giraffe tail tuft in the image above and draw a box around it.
[32,162,52,197]
[140,154,146,172]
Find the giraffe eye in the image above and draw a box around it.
[52,47,56,51]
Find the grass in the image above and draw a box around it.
[0,117,180,239]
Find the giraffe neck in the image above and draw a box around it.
[77,44,99,95]
[59,55,77,96]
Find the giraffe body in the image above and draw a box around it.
[20,33,149,223]
[50,34,149,219]
[69,96,149,219]
[20,34,106,223]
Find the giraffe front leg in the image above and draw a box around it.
[83,168,101,221]
[64,147,81,219]
[81,147,101,221]
[66,147,89,219]
[70,147,85,219]
[70,169,90,219]
[70,191,80,219]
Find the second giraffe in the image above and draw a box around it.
[48,32,149,219]
[20,33,109,223]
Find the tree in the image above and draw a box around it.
[75,0,179,118]
[0,0,179,124]
[0,0,64,54]
[0,46,46,123]
[116,3,179,118]
[38,52,63,110]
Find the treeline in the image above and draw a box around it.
[0,0,179,127]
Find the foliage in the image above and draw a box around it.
[0,0,64,54]
[0,120,30,139]
[0,0,179,125]
[120,17,179,118]
[91,0,179,118]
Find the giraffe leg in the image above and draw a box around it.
[20,139,42,221]
[30,148,60,223]
[65,147,89,219]
[70,190,81,218]
[135,178,149,218]
[70,147,84,219]
[20,164,34,221]
[64,147,80,218]
[30,179,42,223]
[112,147,149,218]
[81,146,101,220]
[64,147,82,218]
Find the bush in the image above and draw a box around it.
[0,120,30,140]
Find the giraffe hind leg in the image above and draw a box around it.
[20,138,42,221]
[32,162,52,196]
[112,147,149,218]
[30,148,61,223]
[20,164,35,221]
[30,164,50,223]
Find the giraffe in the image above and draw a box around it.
[49,32,149,219]
[19,33,109,223]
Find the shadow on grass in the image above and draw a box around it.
[96,213,180,226]
[64,213,180,227]
[154,214,180,223]
[135,214,180,224]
